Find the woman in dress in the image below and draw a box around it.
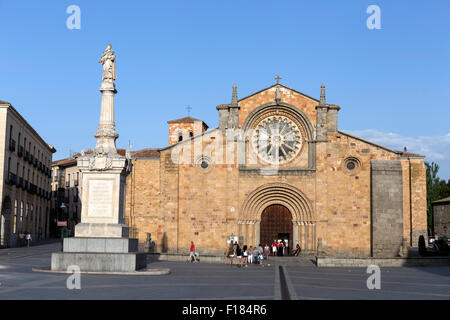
[272,240,277,256]
[247,245,253,265]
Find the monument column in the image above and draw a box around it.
[51,45,146,273]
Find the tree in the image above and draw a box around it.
[425,162,450,233]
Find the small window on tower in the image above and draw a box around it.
[189,132,193,138]
[178,132,183,142]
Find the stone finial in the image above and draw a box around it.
[275,84,281,104]
[227,84,239,129]
[231,84,238,107]
[320,83,326,106]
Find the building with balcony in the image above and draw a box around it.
[51,149,126,236]
[0,100,56,247]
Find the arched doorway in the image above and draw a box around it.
[260,204,293,253]
[1,197,12,247]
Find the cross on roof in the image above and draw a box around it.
[186,105,192,116]
[275,74,282,84]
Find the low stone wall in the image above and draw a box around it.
[147,253,228,264]
[316,256,450,267]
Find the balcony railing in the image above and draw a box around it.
[23,180,28,191]
[16,176,22,188]
[33,157,38,167]
[29,154,34,165]
[24,151,29,161]
[9,139,16,152]
[6,172,17,185]
[29,183,37,194]
[18,145,23,157]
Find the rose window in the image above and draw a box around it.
[252,116,302,164]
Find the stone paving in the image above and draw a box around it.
[0,242,448,300]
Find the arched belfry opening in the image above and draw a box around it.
[238,183,316,252]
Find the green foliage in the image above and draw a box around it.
[425,162,450,232]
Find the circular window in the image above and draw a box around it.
[344,157,361,175]
[252,115,302,165]
[200,161,209,169]
[195,155,213,173]
[346,161,356,170]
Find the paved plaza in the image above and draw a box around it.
[0,242,448,300]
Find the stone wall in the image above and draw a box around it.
[433,202,450,238]
[371,160,404,257]
[123,85,428,258]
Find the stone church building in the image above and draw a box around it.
[125,81,427,258]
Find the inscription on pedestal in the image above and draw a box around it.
[88,179,114,218]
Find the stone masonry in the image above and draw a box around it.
[123,83,428,258]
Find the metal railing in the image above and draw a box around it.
[9,139,16,152]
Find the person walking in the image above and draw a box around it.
[246,245,252,264]
[258,244,264,265]
[235,244,242,268]
[272,240,277,256]
[226,242,235,266]
[264,243,270,265]
[187,241,198,263]
[293,243,301,256]
[243,245,248,267]
[25,232,32,248]
[278,241,284,256]
[253,246,259,264]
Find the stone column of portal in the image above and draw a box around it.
[255,221,260,247]
[293,223,298,247]
[245,223,249,246]
[311,223,316,251]
[299,223,303,248]
[304,223,309,251]
[238,222,242,243]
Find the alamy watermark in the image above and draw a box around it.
[366,265,381,290]
[66,5,81,30]
[366,5,381,30]
[66,265,81,290]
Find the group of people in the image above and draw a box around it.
[188,239,303,265]
[271,240,303,256]
[226,242,272,267]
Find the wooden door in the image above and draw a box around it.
[260,204,293,251]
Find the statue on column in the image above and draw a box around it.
[99,44,116,83]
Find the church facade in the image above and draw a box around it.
[125,82,427,258]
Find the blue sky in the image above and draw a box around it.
[1,1,449,179]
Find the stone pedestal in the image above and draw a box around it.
[51,237,146,272]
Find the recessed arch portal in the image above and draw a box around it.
[239,183,315,251]
[240,183,314,223]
